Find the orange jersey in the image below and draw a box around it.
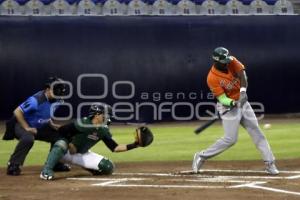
[207,56,245,100]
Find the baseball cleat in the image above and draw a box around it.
[192,152,205,173]
[40,169,54,180]
[53,163,71,172]
[7,163,21,176]
[265,162,279,175]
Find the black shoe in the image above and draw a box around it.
[53,163,71,172]
[83,168,104,176]
[7,163,21,176]
[83,167,103,176]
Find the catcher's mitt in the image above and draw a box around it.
[135,126,154,147]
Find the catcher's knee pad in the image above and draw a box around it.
[53,139,68,153]
[97,158,114,175]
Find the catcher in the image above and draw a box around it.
[40,103,153,180]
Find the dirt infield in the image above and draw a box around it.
[1,160,300,200]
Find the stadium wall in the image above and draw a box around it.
[0,16,299,120]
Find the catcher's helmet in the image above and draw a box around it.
[88,103,113,121]
[45,77,67,96]
[88,103,105,117]
[212,47,233,64]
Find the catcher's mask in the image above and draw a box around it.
[45,77,67,97]
[88,103,113,125]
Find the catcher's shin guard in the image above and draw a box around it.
[42,140,68,173]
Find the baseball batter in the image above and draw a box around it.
[40,103,153,180]
[192,47,279,175]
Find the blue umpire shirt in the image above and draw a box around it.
[19,90,57,129]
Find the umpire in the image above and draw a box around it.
[3,77,71,175]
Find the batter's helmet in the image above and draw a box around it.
[212,47,233,64]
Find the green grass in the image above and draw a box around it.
[0,121,299,167]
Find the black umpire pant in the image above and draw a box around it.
[8,123,61,165]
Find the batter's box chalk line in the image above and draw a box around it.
[178,169,300,174]
[67,169,300,196]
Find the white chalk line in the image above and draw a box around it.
[180,169,300,174]
[185,179,266,184]
[230,182,266,188]
[247,184,300,196]
[194,175,289,180]
[115,173,285,180]
[114,171,300,180]
[113,172,175,177]
[99,184,227,189]
[286,175,300,179]
[67,170,300,196]
[69,177,267,185]
[68,177,231,189]
[114,168,300,177]
[93,180,127,186]
[106,180,300,196]
[69,170,300,183]
[70,178,300,196]
[67,177,147,181]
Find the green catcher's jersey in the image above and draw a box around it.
[71,117,112,154]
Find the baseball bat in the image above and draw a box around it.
[194,117,219,134]
[194,107,233,135]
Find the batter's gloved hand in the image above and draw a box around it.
[238,91,248,107]
[134,126,154,147]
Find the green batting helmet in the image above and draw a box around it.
[212,47,233,64]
